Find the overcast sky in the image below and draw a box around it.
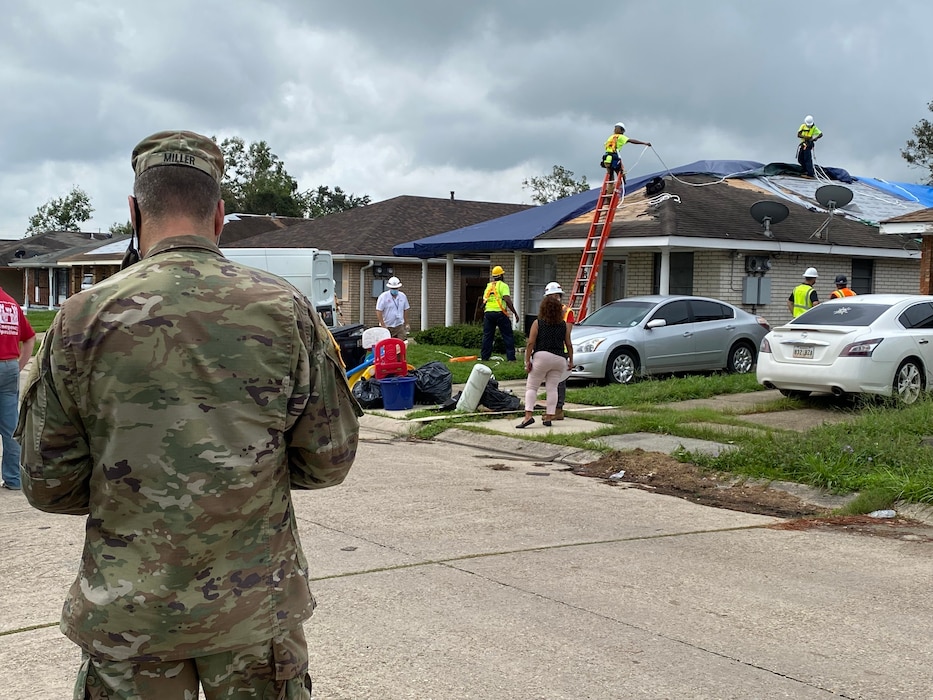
[1,0,930,237]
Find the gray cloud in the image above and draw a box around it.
[1,0,930,236]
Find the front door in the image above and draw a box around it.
[600,260,626,310]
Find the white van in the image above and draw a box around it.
[221,247,337,328]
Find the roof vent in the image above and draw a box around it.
[450,191,455,201]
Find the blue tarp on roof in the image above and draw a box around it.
[393,160,764,258]
[392,159,933,258]
[854,177,933,208]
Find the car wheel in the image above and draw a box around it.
[894,359,924,404]
[606,348,638,384]
[778,389,811,399]
[727,342,755,374]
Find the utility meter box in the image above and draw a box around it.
[743,276,772,305]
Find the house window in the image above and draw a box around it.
[652,252,694,295]
[526,255,557,303]
[333,262,343,298]
[851,259,873,294]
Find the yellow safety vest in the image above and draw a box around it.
[791,283,815,317]
[604,133,629,154]
[798,124,822,143]
[484,281,508,312]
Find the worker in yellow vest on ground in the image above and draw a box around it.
[601,122,651,186]
[787,267,820,318]
[481,265,519,361]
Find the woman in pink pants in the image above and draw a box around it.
[516,287,573,428]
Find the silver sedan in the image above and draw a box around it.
[570,295,771,384]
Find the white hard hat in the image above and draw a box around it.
[804,115,814,126]
[386,276,402,289]
[615,122,625,130]
[803,267,818,278]
[544,281,564,296]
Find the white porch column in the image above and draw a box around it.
[658,249,671,295]
[47,268,54,310]
[421,259,429,330]
[444,254,454,327]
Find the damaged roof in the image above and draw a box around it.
[393,160,933,258]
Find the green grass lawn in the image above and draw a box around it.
[406,342,933,509]
[23,325,931,510]
[25,310,57,334]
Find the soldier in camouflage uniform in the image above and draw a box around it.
[16,130,363,699]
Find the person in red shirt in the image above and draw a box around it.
[0,286,36,490]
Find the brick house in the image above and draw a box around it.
[395,161,933,329]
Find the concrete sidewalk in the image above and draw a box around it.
[2,413,932,698]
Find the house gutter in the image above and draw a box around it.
[359,260,375,324]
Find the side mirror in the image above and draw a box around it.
[646,319,667,329]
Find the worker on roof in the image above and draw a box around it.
[787,267,820,318]
[796,115,823,178]
[829,274,856,299]
[601,122,651,186]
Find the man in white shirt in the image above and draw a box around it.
[375,276,411,340]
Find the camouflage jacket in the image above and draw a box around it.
[16,235,362,662]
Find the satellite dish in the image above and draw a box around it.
[815,185,853,210]
[749,201,789,238]
[811,185,854,243]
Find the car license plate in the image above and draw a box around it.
[793,345,814,359]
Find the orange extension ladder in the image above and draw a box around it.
[566,168,624,321]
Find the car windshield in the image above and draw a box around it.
[791,303,890,326]
[579,301,655,327]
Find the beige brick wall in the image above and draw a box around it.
[341,261,477,330]
[343,251,920,330]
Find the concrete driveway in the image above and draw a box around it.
[2,412,932,699]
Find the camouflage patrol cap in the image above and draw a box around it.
[131,130,224,183]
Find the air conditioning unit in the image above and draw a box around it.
[744,255,772,274]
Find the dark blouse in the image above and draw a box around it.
[534,320,567,358]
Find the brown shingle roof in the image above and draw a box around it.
[881,207,933,224]
[221,214,309,245]
[224,195,532,255]
[0,230,115,266]
[539,176,910,250]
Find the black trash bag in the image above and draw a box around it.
[413,361,453,405]
[479,378,521,412]
[352,378,383,409]
[436,391,461,412]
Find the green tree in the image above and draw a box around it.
[218,137,307,217]
[109,220,134,237]
[522,165,590,205]
[902,100,933,185]
[27,186,94,234]
[306,185,371,218]
[216,136,371,218]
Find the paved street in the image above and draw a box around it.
[2,411,932,699]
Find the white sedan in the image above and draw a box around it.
[757,294,933,403]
